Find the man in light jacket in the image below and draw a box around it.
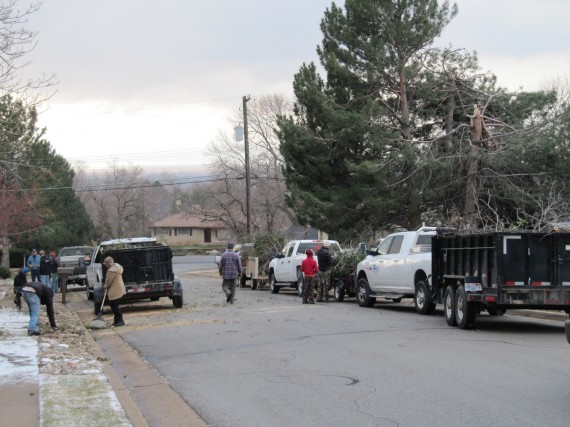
[103,256,127,327]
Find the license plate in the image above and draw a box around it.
[465,283,482,292]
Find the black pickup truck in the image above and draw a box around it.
[88,237,184,314]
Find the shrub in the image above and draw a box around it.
[0,267,11,279]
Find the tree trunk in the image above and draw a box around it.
[1,232,10,269]
[463,146,480,225]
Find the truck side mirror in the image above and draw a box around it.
[78,257,85,266]
[358,242,367,255]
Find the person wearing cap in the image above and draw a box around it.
[103,256,126,327]
[14,266,29,287]
[27,249,41,282]
[39,249,52,285]
[219,242,242,303]
[49,250,61,293]
[316,242,334,302]
[301,249,318,304]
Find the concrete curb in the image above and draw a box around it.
[82,327,149,427]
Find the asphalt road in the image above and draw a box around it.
[107,269,570,427]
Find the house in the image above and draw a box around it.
[148,212,231,246]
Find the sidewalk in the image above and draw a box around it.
[0,279,142,427]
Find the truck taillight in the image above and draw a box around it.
[485,295,496,303]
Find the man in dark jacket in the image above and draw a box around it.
[316,242,333,302]
[15,281,58,336]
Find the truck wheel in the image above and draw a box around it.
[455,285,476,329]
[173,294,183,308]
[296,270,304,297]
[269,273,280,294]
[356,278,376,307]
[444,286,457,326]
[252,279,258,290]
[334,283,345,302]
[415,280,435,315]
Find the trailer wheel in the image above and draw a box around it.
[296,270,304,297]
[269,273,279,294]
[252,279,258,290]
[444,286,457,326]
[173,294,183,308]
[455,285,476,329]
[415,280,435,315]
[356,278,376,307]
[334,282,345,302]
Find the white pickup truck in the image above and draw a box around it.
[355,225,437,314]
[268,239,341,296]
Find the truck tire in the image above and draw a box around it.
[443,286,457,326]
[252,279,258,290]
[334,282,345,302]
[173,294,183,308]
[269,272,280,294]
[356,278,376,307]
[296,270,304,297]
[455,285,476,329]
[415,280,436,315]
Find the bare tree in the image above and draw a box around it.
[190,93,295,240]
[90,162,144,239]
[0,0,56,105]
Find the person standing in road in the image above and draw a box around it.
[27,249,41,282]
[103,256,126,327]
[14,281,58,336]
[49,250,61,293]
[219,242,242,304]
[301,249,318,304]
[39,250,51,285]
[316,242,333,302]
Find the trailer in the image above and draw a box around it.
[240,256,269,290]
[431,231,570,329]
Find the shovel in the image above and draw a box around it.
[93,288,107,321]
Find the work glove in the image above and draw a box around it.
[14,295,22,311]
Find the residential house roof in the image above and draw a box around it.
[149,212,227,229]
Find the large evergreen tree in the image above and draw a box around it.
[278,0,458,238]
[278,0,568,238]
[0,95,96,265]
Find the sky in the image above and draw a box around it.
[20,0,570,172]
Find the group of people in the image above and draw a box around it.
[217,241,335,306]
[301,242,333,304]
[26,248,61,294]
[13,249,127,335]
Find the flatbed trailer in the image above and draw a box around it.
[431,231,570,329]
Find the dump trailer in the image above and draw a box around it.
[431,231,570,329]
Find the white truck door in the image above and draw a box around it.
[275,243,296,282]
[366,235,405,293]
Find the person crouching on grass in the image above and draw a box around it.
[14,281,58,336]
[301,249,318,304]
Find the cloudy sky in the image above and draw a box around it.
[22,0,570,172]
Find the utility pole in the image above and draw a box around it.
[243,95,251,236]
